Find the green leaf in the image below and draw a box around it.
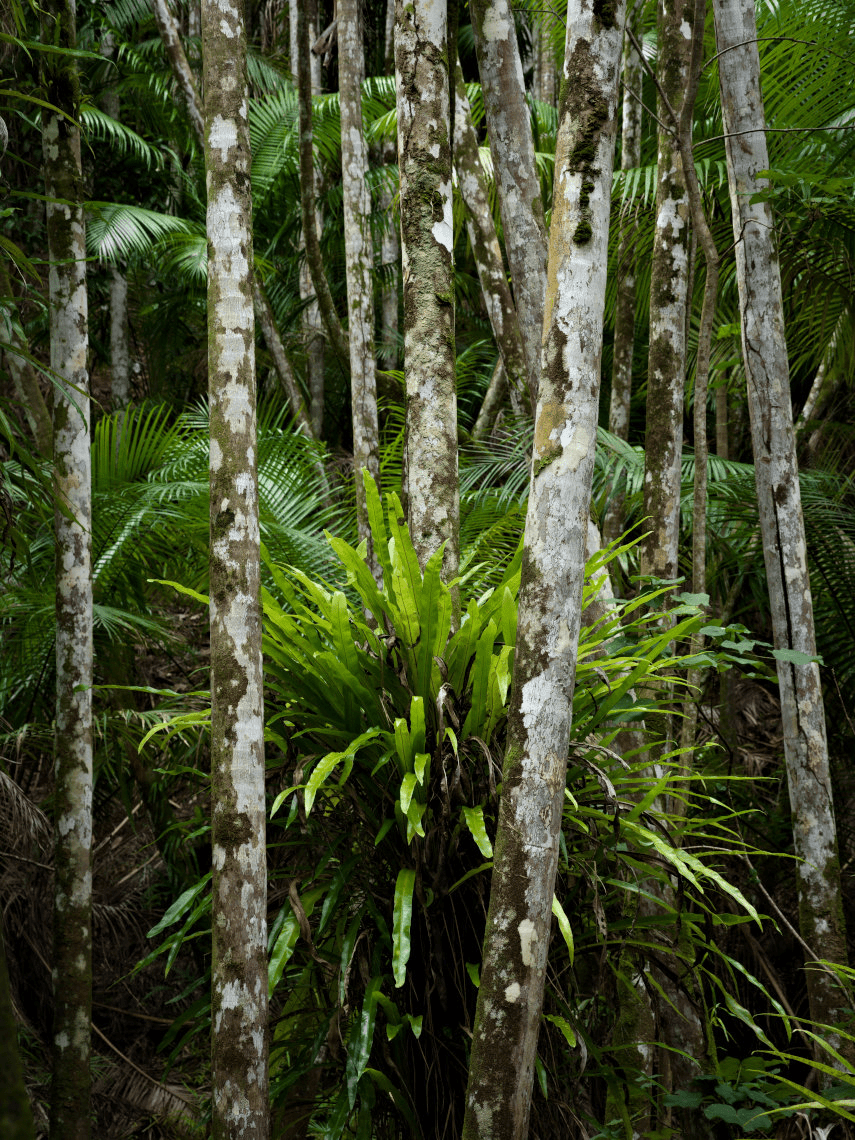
[462,619,497,738]
[551,896,574,965]
[147,872,211,937]
[665,1090,703,1109]
[414,752,430,786]
[772,647,823,667]
[346,976,382,1107]
[462,804,493,858]
[544,1013,576,1049]
[465,962,481,988]
[393,868,416,988]
[147,578,209,605]
[304,729,384,814]
[400,772,418,815]
[535,1056,548,1100]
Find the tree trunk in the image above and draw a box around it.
[713,0,851,1050]
[640,0,694,590]
[253,280,314,436]
[461,4,625,1135]
[473,358,508,442]
[378,141,400,368]
[41,3,94,1136]
[453,61,530,411]
[394,0,460,586]
[290,0,326,434]
[109,267,132,409]
[603,16,642,546]
[534,24,556,107]
[0,260,52,457]
[470,0,548,402]
[152,0,205,144]
[715,381,729,459]
[297,0,349,366]
[201,0,269,1133]
[339,0,381,550]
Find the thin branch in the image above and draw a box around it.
[91,1021,196,1103]
[619,81,672,137]
[695,125,855,151]
[703,36,853,70]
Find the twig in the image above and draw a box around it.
[92,1001,180,1026]
[702,36,853,70]
[91,1021,195,1104]
[0,850,52,871]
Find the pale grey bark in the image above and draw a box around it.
[109,268,132,409]
[99,50,134,411]
[202,0,269,1131]
[384,0,395,75]
[603,16,643,546]
[395,0,460,588]
[470,0,548,401]
[378,141,400,368]
[534,23,556,107]
[152,0,205,144]
[472,358,508,441]
[640,0,694,589]
[453,61,530,413]
[461,4,625,1136]
[297,0,349,365]
[290,0,326,432]
[42,2,93,1135]
[339,0,381,550]
[713,0,850,1048]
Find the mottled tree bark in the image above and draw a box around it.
[473,358,508,441]
[603,17,642,546]
[152,0,205,144]
[470,0,549,401]
[641,0,694,589]
[534,24,556,107]
[42,3,94,1135]
[461,3,625,1135]
[202,0,269,1132]
[297,0,349,365]
[0,260,52,457]
[290,0,326,433]
[109,268,132,408]
[378,142,400,368]
[339,0,380,549]
[394,0,460,585]
[1,923,36,1140]
[100,36,134,410]
[713,0,850,1049]
[453,63,529,413]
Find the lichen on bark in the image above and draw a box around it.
[462,3,625,1136]
[202,0,269,1133]
[713,0,851,1059]
[395,0,461,596]
[41,2,94,1136]
[470,0,549,401]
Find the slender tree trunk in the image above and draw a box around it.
[0,261,52,457]
[253,281,314,436]
[715,381,729,458]
[297,0,349,366]
[378,141,400,368]
[472,359,508,442]
[384,0,395,75]
[201,0,269,1133]
[603,16,643,546]
[461,5,625,1135]
[453,61,530,411]
[109,268,132,409]
[534,24,556,107]
[640,0,693,590]
[339,0,381,549]
[470,0,548,401]
[394,0,460,586]
[99,35,134,411]
[713,0,851,1049]
[42,4,93,1136]
[290,0,326,433]
[152,0,205,143]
